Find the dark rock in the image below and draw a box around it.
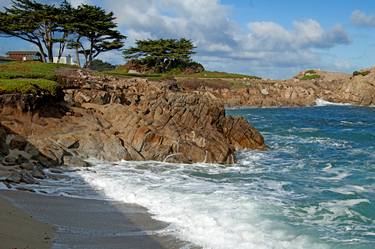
[20,171,39,184]
[20,162,36,170]
[5,172,22,183]
[0,127,9,155]
[49,169,63,174]
[47,173,70,181]
[2,155,18,166]
[5,171,39,184]
[9,135,28,150]
[63,155,90,167]
[32,167,46,179]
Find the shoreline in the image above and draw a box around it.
[0,189,192,249]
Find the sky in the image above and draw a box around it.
[1,0,375,79]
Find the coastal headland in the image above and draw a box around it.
[1,62,375,249]
[1,62,375,187]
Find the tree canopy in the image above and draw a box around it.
[67,4,125,67]
[88,59,115,72]
[123,38,201,73]
[0,0,125,66]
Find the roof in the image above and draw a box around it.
[6,51,41,55]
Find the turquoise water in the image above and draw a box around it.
[228,106,375,248]
[22,106,375,249]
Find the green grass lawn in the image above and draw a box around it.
[0,78,58,95]
[0,62,71,95]
[175,71,261,79]
[0,61,73,80]
[103,67,261,80]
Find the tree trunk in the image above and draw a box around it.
[57,33,68,63]
[36,43,46,63]
[47,39,54,63]
[85,38,94,68]
[75,47,81,67]
[43,24,53,63]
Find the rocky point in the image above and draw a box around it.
[0,69,266,186]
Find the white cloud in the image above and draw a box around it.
[0,0,11,8]
[240,20,349,55]
[351,10,375,27]
[69,0,89,7]
[94,0,350,78]
[1,0,351,78]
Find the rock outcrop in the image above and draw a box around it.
[177,68,375,107]
[0,69,266,186]
[58,70,266,163]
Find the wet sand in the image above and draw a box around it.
[0,190,192,249]
[0,192,55,249]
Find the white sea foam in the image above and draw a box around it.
[315,98,352,106]
[328,185,366,195]
[0,182,7,190]
[76,161,328,249]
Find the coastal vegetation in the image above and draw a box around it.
[0,78,58,95]
[0,61,70,80]
[0,0,125,67]
[353,70,370,77]
[123,38,204,74]
[0,61,70,94]
[300,70,321,80]
[88,59,116,72]
[104,66,259,79]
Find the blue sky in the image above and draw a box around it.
[1,0,375,79]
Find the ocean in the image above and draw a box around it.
[12,105,375,249]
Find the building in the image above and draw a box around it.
[53,55,76,65]
[0,56,15,64]
[6,51,42,61]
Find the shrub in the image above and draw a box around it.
[305,70,317,74]
[88,59,115,72]
[301,74,320,80]
[353,70,370,77]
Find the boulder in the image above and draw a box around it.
[5,172,22,184]
[8,135,28,150]
[63,155,90,167]
[31,167,46,179]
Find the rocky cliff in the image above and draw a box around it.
[0,69,266,185]
[178,68,375,107]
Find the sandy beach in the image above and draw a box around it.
[0,191,55,249]
[0,190,191,249]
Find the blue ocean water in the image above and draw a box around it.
[17,106,375,249]
[227,106,375,249]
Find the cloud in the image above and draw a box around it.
[93,0,350,78]
[1,0,351,78]
[351,10,375,27]
[68,0,89,7]
[244,20,349,52]
[0,0,11,8]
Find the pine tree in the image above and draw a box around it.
[67,4,125,68]
[0,0,125,66]
[0,0,71,62]
[123,38,197,72]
